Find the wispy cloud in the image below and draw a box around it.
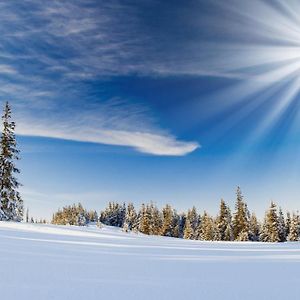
[0,0,201,155]
[17,124,199,156]
[15,97,199,156]
[0,64,17,75]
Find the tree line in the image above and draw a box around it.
[52,187,300,242]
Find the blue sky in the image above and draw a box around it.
[1,0,300,219]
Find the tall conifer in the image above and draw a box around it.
[0,102,23,221]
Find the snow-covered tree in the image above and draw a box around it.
[139,204,152,234]
[100,202,125,227]
[161,204,174,237]
[260,202,280,242]
[183,218,193,239]
[288,213,299,242]
[0,102,23,221]
[187,206,198,237]
[233,187,250,241]
[151,204,162,235]
[123,203,137,232]
[87,210,98,223]
[285,212,291,238]
[249,213,260,241]
[199,211,215,241]
[215,199,232,241]
[177,213,186,238]
[52,203,89,226]
[278,207,286,242]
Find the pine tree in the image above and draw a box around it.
[139,204,151,234]
[215,199,232,241]
[184,207,198,239]
[249,213,260,241]
[233,187,249,241]
[161,204,174,237]
[0,102,23,221]
[187,206,198,237]
[278,207,286,242]
[260,202,280,242]
[288,213,299,241]
[151,204,162,235]
[286,212,291,237]
[131,209,141,233]
[123,202,137,232]
[199,211,215,241]
[178,213,186,238]
[183,218,193,239]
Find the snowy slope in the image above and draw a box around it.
[0,222,299,300]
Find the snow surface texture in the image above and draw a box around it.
[0,222,299,300]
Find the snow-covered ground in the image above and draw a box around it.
[0,222,299,300]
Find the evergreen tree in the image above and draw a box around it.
[123,202,137,232]
[249,213,260,241]
[233,187,249,241]
[76,203,87,226]
[187,206,198,237]
[52,203,89,226]
[87,210,98,223]
[288,213,299,241]
[184,207,198,239]
[199,211,215,241]
[100,202,125,227]
[178,213,186,238]
[139,204,151,234]
[131,209,141,233]
[285,212,291,237]
[161,204,174,237]
[215,199,232,241]
[0,102,23,221]
[278,207,286,242]
[183,218,193,239]
[260,202,280,242]
[151,203,162,235]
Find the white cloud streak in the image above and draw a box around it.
[17,124,199,156]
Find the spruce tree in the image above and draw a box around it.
[278,207,286,242]
[249,213,260,241]
[260,202,280,242]
[151,204,162,235]
[286,212,291,237]
[161,204,174,237]
[288,213,299,241]
[187,206,198,233]
[199,211,215,241]
[123,202,137,232]
[178,213,186,238]
[139,204,151,234]
[215,199,232,241]
[0,102,23,221]
[233,187,249,241]
[171,212,180,238]
[183,218,193,239]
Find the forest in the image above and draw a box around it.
[51,191,299,243]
